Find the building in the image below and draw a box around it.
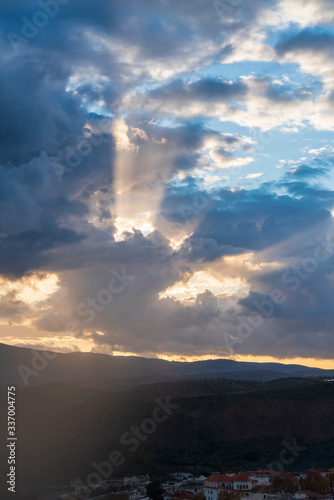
[164,491,195,500]
[181,481,205,495]
[204,473,253,500]
[231,474,253,491]
[125,476,140,487]
[295,491,333,500]
[172,473,194,481]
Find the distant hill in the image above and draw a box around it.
[1,342,334,390]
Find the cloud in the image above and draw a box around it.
[275,0,334,28]
[1,0,334,362]
[245,173,264,179]
[22,180,332,359]
[285,165,328,180]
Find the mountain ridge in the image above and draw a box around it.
[1,342,334,389]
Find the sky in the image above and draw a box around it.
[1,0,334,368]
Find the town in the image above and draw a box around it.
[33,468,334,500]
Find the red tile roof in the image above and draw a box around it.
[206,475,233,484]
[298,491,332,500]
[231,473,252,482]
[166,491,194,498]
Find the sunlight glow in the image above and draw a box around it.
[114,216,155,241]
[157,353,334,370]
[0,274,59,306]
[160,271,248,301]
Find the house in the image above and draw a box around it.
[295,492,333,500]
[163,480,184,494]
[181,481,205,494]
[204,474,232,500]
[125,476,139,487]
[248,472,275,486]
[204,473,253,500]
[299,472,313,480]
[241,493,282,500]
[164,490,195,500]
[172,473,194,481]
[205,475,233,488]
[231,473,253,491]
[318,470,330,478]
[137,475,151,486]
[128,491,150,500]
[241,493,269,500]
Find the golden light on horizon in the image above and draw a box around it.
[0,335,92,353]
[1,335,334,370]
[157,353,334,370]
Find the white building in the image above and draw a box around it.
[125,476,139,487]
[204,473,254,500]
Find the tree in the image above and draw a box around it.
[270,474,298,494]
[146,481,164,500]
[300,472,328,493]
[327,473,334,494]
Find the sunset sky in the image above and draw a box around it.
[1,0,334,368]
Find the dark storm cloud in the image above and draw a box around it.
[0,0,261,279]
[1,0,334,361]
[176,186,333,254]
[149,78,247,103]
[0,218,86,279]
[283,183,334,204]
[61,177,334,358]
[179,236,244,262]
[1,0,259,84]
[0,127,114,278]
[0,57,82,165]
[0,290,32,322]
[276,29,334,56]
[232,241,334,360]
[284,164,329,180]
[264,81,320,103]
